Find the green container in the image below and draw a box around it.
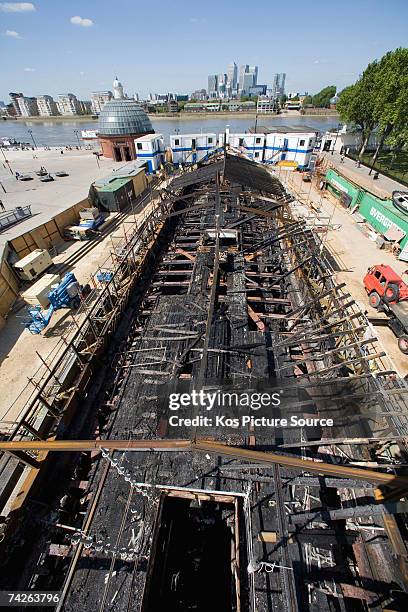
[325,168,360,206]
[325,169,408,249]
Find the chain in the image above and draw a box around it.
[100,448,160,504]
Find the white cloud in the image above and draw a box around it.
[0,2,35,12]
[24,66,35,71]
[79,71,85,76]
[70,15,93,27]
[5,29,21,37]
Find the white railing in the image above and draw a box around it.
[0,205,32,231]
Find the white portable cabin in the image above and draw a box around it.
[134,134,165,173]
[14,249,53,281]
[227,133,266,162]
[320,125,382,155]
[170,133,217,165]
[264,132,316,168]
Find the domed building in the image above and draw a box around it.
[98,77,154,161]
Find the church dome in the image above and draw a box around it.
[98,98,153,136]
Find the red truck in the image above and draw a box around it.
[363,264,408,354]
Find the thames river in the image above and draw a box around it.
[0,115,339,148]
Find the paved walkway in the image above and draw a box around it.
[0,148,119,261]
[323,151,407,199]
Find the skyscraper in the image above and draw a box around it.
[239,65,258,95]
[227,62,238,90]
[248,66,258,86]
[208,74,218,99]
[239,65,249,91]
[271,73,286,99]
[217,73,227,98]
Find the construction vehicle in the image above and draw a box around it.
[63,225,94,241]
[78,207,105,229]
[363,264,408,354]
[64,208,106,241]
[24,272,90,334]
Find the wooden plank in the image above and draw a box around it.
[247,305,266,332]
[258,531,278,543]
[298,351,386,377]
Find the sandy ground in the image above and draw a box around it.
[0,188,160,431]
[286,169,408,377]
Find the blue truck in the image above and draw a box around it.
[25,272,91,334]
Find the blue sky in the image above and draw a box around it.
[1,0,407,101]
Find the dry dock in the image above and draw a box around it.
[0,154,407,611]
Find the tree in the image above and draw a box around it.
[240,95,258,102]
[370,48,408,172]
[312,85,336,108]
[386,127,408,169]
[302,95,313,106]
[336,61,379,157]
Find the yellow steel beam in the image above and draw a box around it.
[1,439,191,452]
[1,438,408,489]
[192,440,408,488]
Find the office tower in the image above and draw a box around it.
[239,65,258,95]
[248,65,258,86]
[239,64,258,96]
[227,62,238,90]
[271,73,286,99]
[239,65,249,91]
[217,73,227,97]
[208,74,218,99]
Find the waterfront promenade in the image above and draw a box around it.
[0,148,118,260]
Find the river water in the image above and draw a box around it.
[0,115,339,148]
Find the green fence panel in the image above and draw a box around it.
[325,169,408,249]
